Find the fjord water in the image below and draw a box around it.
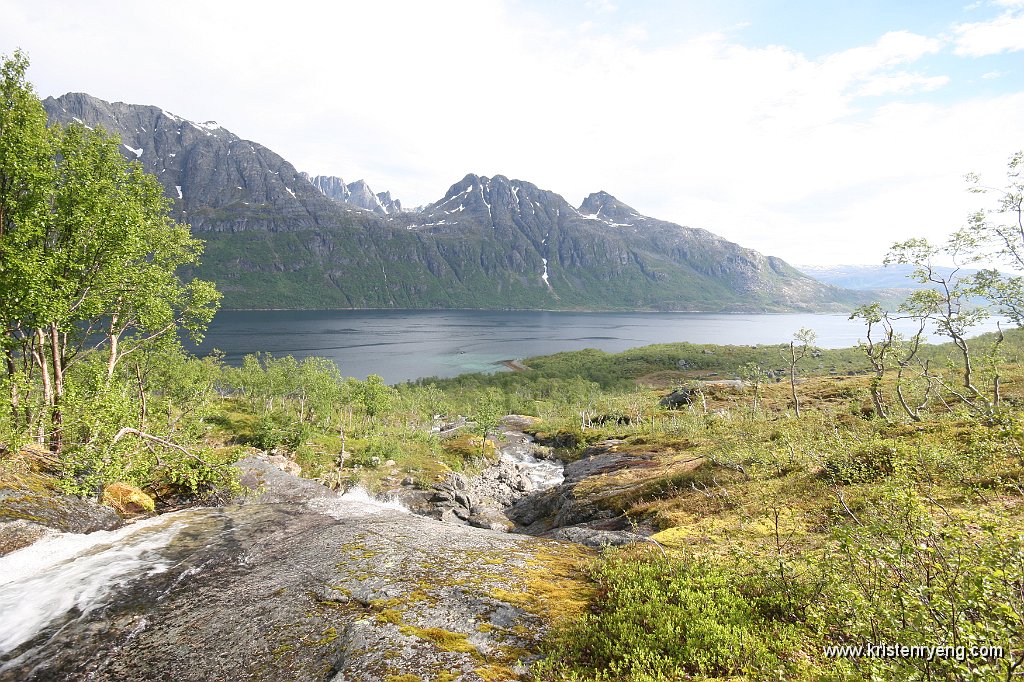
[194,310,1007,385]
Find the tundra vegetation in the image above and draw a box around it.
[3,52,1024,680]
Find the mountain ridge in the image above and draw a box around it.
[43,92,867,313]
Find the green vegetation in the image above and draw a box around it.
[4,50,1024,682]
[0,52,228,500]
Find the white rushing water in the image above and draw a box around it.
[308,486,410,518]
[0,513,190,656]
[500,441,564,489]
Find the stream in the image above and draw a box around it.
[0,490,408,677]
[0,454,571,681]
[498,431,564,490]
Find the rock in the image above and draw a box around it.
[500,415,542,430]
[445,472,468,491]
[235,456,334,505]
[0,470,573,681]
[0,519,57,556]
[549,527,646,548]
[453,491,473,510]
[659,387,694,408]
[467,510,514,532]
[0,473,121,536]
[265,453,302,477]
[507,440,686,539]
[101,483,156,515]
[400,476,415,487]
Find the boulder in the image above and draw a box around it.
[659,388,694,408]
[0,471,121,536]
[101,483,156,515]
[467,509,514,532]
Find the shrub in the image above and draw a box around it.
[537,553,801,681]
[248,413,286,451]
[821,440,899,484]
[814,485,1024,681]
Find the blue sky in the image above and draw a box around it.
[2,0,1023,265]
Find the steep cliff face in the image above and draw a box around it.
[304,174,404,214]
[42,93,360,232]
[43,92,862,312]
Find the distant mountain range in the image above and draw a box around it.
[44,92,868,312]
[797,264,979,291]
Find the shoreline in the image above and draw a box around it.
[498,359,530,372]
[215,307,853,315]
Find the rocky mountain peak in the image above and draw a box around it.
[305,174,402,215]
[43,92,339,232]
[425,173,573,231]
[579,191,642,226]
[375,190,402,213]
[304,173,350,202]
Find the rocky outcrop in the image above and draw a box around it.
[0,457,586,681]
[413,460,532,531]
[305,174,404,214]
[506,440,662,547]
[0,464,121,556]
[410,428,658,550]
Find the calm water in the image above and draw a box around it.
[192,310,1007,384]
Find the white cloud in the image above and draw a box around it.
[856,72,950,96]
[953,8,1024,56]
[1,0,1021,266]
[583,0,617,13]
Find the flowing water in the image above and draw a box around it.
[499,438,565,489]
[0,489,411,673]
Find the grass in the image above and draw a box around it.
[11,325,1021,680]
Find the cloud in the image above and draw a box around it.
[953,7,1024,55]
[856,72,949,96]
[2,0,1021,266]
[583,0,617,13]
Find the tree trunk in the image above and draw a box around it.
[48,323,64,454]
[5,346,18,424]
[33,329,52,448]
[789,341,800,418]
[107,327,120,380]
[135,361,147,426]
[869,375,887,420]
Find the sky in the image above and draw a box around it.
[2,0,1023,266]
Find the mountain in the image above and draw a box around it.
[304,174,403,214]
[43,92,865,312]
[798,264,978,290]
